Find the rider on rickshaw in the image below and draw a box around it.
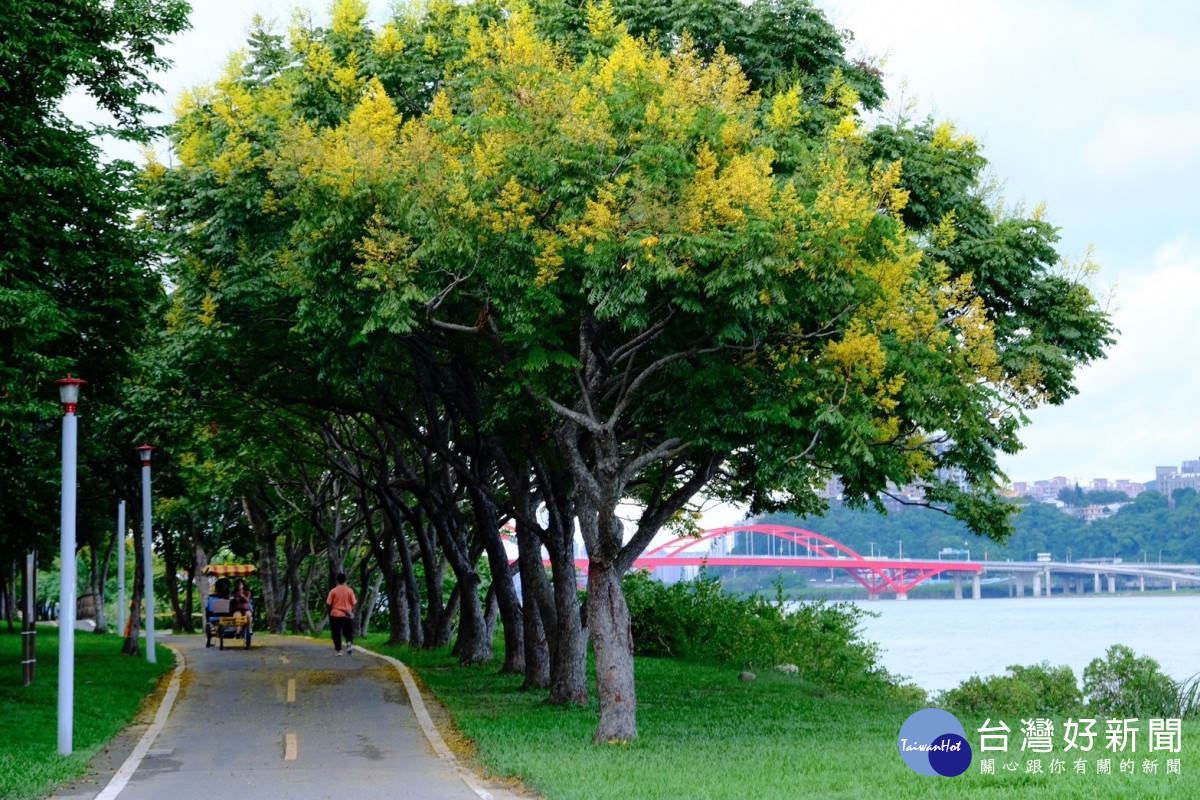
[203,564,256,649]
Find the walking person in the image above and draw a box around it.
[326,573,357,656]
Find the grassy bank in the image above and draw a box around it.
[0,627,174,800]
[367,637,1197,799]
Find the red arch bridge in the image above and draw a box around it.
[574,525,983,599]
[525,524,1200,597]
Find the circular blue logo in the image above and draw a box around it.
[898,708,972,777]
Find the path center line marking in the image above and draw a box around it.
[287,678,295,703]
[284,733,297,761]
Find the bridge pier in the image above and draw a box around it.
[1032,572,1041,597]
[1014,574,1024,597]
[868,592,880,601]
[953,574,963,600]
[896,592,908,601]
[973,574,981,599]
[1140,574,1145,592]
[1107,575,1116,593]
[1045,570,1052,596]
[1173,579,1178,592]
[1094,573,1101,594]
[1076,577,1085,595]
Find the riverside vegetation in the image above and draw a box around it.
[938,644,1200,721]
[368,574,1199,799]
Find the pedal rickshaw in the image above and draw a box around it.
[203,563,255,650]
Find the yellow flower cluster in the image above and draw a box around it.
[161,0,1012,443]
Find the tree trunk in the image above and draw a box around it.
[284,530,309,634]
[243,495,284,633]
[483,583,499,644]
[428,505,491,664]
[521,588,551,690]
[434,584,460,648]
[383,543,410,646]
[182,561,196,633]
[547,553,588,706]
[517,528,551,690]
[162,533,185,632]
[358,569,383,637]
[412,516,449,647]
[94,531,116,634]
[450,570,491,665]
[122,534,143,656]
[194,541,210,598]
[395,523,423,647]
[371,498,411,647]
[2,562,14,631]
[586,560,637,742]
[472,490,523,674]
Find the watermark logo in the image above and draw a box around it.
[898,708,973,777]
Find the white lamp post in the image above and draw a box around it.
[137,445,156,663]
[116,500,126,637]
[55,375,85,755]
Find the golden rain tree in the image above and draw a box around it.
[149,0,1112,743]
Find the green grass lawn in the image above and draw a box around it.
[365,636,1198,800]
[0,626,174,800]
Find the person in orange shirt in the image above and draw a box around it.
[326,573,357,656]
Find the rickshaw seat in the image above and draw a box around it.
[207,597,231,620]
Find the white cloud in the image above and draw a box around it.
[1083,112,1200,179]
[1000,240,1200,482]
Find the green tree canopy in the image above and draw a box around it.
[146,0,1113,742]
[0,0,190,559]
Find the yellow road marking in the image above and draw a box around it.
[284,733,297,761]
[280,656,289,665]
[287,678,296,703]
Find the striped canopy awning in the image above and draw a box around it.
[203,564,257,577]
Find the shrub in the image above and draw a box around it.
[939,661,1081,716]
[622,570,888,693]
[1174,672,1200,719]
[1008,662,1083,712]
[939,674,1035,716]
[1083,644,1177,717]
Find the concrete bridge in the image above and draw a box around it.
[974,559,1200,598]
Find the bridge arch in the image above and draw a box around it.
[634,525,980,596]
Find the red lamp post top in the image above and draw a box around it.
[55,374,86,413]
[136,444,155,465]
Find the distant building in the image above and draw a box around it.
[1010,476,1143,501]
[816,438,971,509]
[1111,479,1144,498]
[816,475,844,502]
[1155,459,1200,506]
[1018,476,1072,502]
[1067,503,1125,523]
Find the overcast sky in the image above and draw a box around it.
[73,0,1200,487]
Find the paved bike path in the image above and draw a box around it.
[52,635,531,800]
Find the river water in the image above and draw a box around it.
[851,595,1200,693]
